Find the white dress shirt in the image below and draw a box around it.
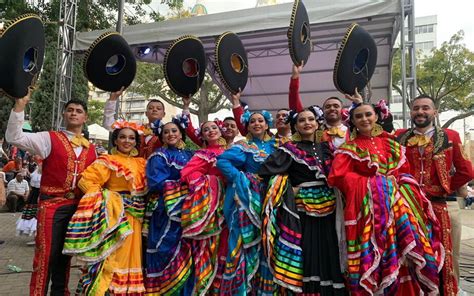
[103,100,117,132]
[6,110,89,190]
[30,170,42,189]
[5,110,84,159]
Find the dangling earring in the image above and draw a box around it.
[175,139,186,150]
[291,131,302,142]
[245,133,253,142]
[314,130,324,143]
[129,148,139,157]
[218,137,227,148]
[111,147,118,155]
[350,128,358,140]
[371,123,383,137]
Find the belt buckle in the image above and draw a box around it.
[64,192,75,200]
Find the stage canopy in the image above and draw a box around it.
[74,0,402,111]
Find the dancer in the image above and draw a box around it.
[6,91,96,295]
[179,120,227,295]
[63,120,146,295]
[182,97,240,147]
[216,110,276,294]
[259,106,347,295]
[328,102,444,295]
[395,94,474,295]
[144,117,194,294]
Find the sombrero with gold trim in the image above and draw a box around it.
[215,32,248,94]
[333,23,377,95]
[0,14,45,98]
[164,35,206,98]
[83,32,136,92]
[287,0,311,66]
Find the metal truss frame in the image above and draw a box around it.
[52,0,77,130]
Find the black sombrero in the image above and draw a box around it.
[215,32,248,94]
[83,32,136,92]
[288,0,311,66]
[0,14,45,98]
[164,35,206,98]
[333,23,377,95]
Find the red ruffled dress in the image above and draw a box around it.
[328,132,444,296]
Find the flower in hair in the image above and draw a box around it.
[241,109,273,127]
[376,99,390,120]
[111,119,145,134]
[213,119,227,133]
[308,105,325,125]
[173,113,190,130]
[287,110,299,124]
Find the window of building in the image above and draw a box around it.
[392,112,404,120]
[416,41,434,52]
[392,95,403,104]
[414,24,434,35]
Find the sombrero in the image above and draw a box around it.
[287,0,311,66]
[163,35,206,98]
[333,23,377,95]
[0,14,45,98]
[83,32,136,92]
[215,32,248,94]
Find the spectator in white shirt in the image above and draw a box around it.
[6,173,29,212]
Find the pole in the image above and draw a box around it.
[116,0,125,34]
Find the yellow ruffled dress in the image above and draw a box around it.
[63,152,147,295]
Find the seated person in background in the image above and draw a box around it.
[3,156,22,173]
[6,173,29,213]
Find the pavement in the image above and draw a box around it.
[0,208,473,295]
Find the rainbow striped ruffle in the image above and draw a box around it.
[295,186,336,216]
[146,181,193,295]
[221,172,270,294]
[346,175,441,295]
[181,175,224,239]
[262,175,303,292]
[63,190,135,263]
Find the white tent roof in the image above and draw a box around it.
[88,123,109,141]
[75,0,402,111]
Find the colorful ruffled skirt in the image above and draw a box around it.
[263,176,347,295]
[63,190,146,295]
[221,172,273,295]
[145,175,225,296]
[345,175,443,295]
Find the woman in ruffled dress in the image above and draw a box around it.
[63,120,147,295]
[327,102,444,295]
[144,116,194,295]
[148,119,228,295]
[216,110,277,295]
[178,120,228,295]
[258,106,347,295]
[16,159,42,238]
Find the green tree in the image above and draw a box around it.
[87,100,106,125]
[30,36,56,132]
[127,62,230,123]
[392,31,474,128]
